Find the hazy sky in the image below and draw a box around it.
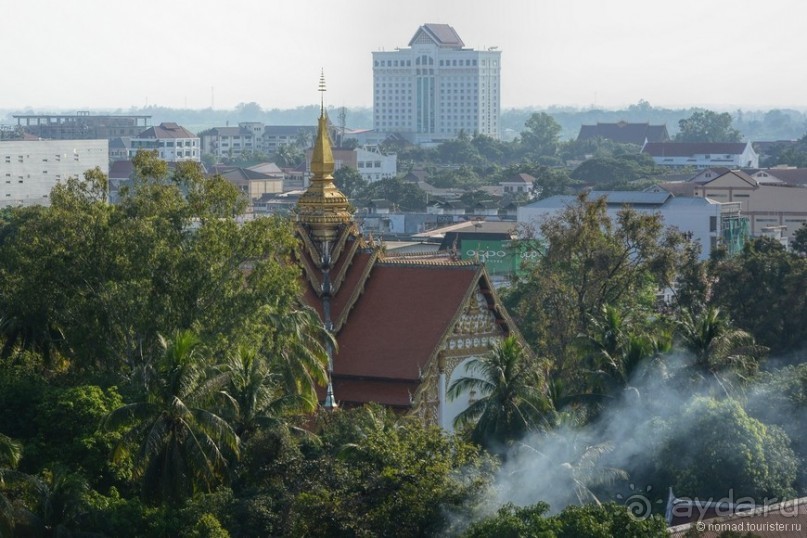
[4,0,806,112]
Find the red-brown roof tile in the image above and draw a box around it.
[334,263,478,381]
[332,378,417,407]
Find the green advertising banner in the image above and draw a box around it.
[459,239,542,276]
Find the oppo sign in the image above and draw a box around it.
[465,249,507,259]
[465,249,540,260]
[460,238,542,274]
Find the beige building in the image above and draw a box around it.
[209,164,283,200]
[689,169,807,240]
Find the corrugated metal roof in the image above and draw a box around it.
[589,190,672,205]
[523,191,673,209]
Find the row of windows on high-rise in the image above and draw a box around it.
[374,58,495,68]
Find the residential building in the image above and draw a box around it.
[1,139,109,207]
[128,122,200,162]
[499,172,535,195]
[263,125,319,154]
[518,191,750,259]
[685,168,807,240]
[577,121,669,145]
[296,104,525,430]
[108,137,131,161]
[199,123,262,160]
[208,164,283,200]
[747,166,807,187]
[642,142,758,169]
[305,146,396,184]
[373,23,501,143]
[12,113,151,140]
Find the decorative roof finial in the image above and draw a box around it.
[295,72,352,242]
[318,69,326,116]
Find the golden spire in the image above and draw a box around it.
[296,71,352,242]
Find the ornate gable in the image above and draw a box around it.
[410,267,515,424]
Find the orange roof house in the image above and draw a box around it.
[295,87,522,427]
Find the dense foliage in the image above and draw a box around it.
[0,155,805,536]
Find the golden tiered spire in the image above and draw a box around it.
[296,70,352,242]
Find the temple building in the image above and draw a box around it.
[296,79,523,428]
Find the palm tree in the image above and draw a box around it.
[266,303,334,412]
[676,306,766,385]
[513,425,628,506]
[225,344,310,439]
[583,304,669,396]
[104,330,239,505]
[447,335,553,452]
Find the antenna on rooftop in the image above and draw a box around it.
[338,106,347,146]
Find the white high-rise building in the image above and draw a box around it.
[373,23,501,144]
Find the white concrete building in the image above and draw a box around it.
[305,146,396,185]
[642,142,758,169]
[1,139,109,207]
[129,122,200,162]
[355,147,397,182]
[517,191,750,260]
[373,23,501,143]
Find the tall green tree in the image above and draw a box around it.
[359,176,428,211]
[288,407,493,537]
[675,306,765,387]
[224,345,310,439]
[675,110,742,142]
[447,336,552,451]
[332,166,368,199]
[520,112,562,158]
[709,237,807,353]
[505,193,686,386]
[264,303,333,413]
[104,331,239,505]
[0,156,302,378]
[583,304,668,397]
[792,222,807,256]
[657,397,797,501]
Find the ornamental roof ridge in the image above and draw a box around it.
[377,258,479,268]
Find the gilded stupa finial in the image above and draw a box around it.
[296,71,352,242]
[318,69,326,116]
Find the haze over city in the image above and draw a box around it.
[4,0,807,112]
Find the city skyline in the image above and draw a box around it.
[4,0,807,112]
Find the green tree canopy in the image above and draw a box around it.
[287,406,494,537]
[332,165,368,199]
[463,502,668,538]
[520,112,562,158]
[709,237,807,353]
[675,110,742,142]
[505,193,687,389]
[359,176,428,211]
[0,153,302,379]
[104,331,239,506]
[657,397,797,501]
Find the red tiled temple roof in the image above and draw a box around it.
[334,263,479,381]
